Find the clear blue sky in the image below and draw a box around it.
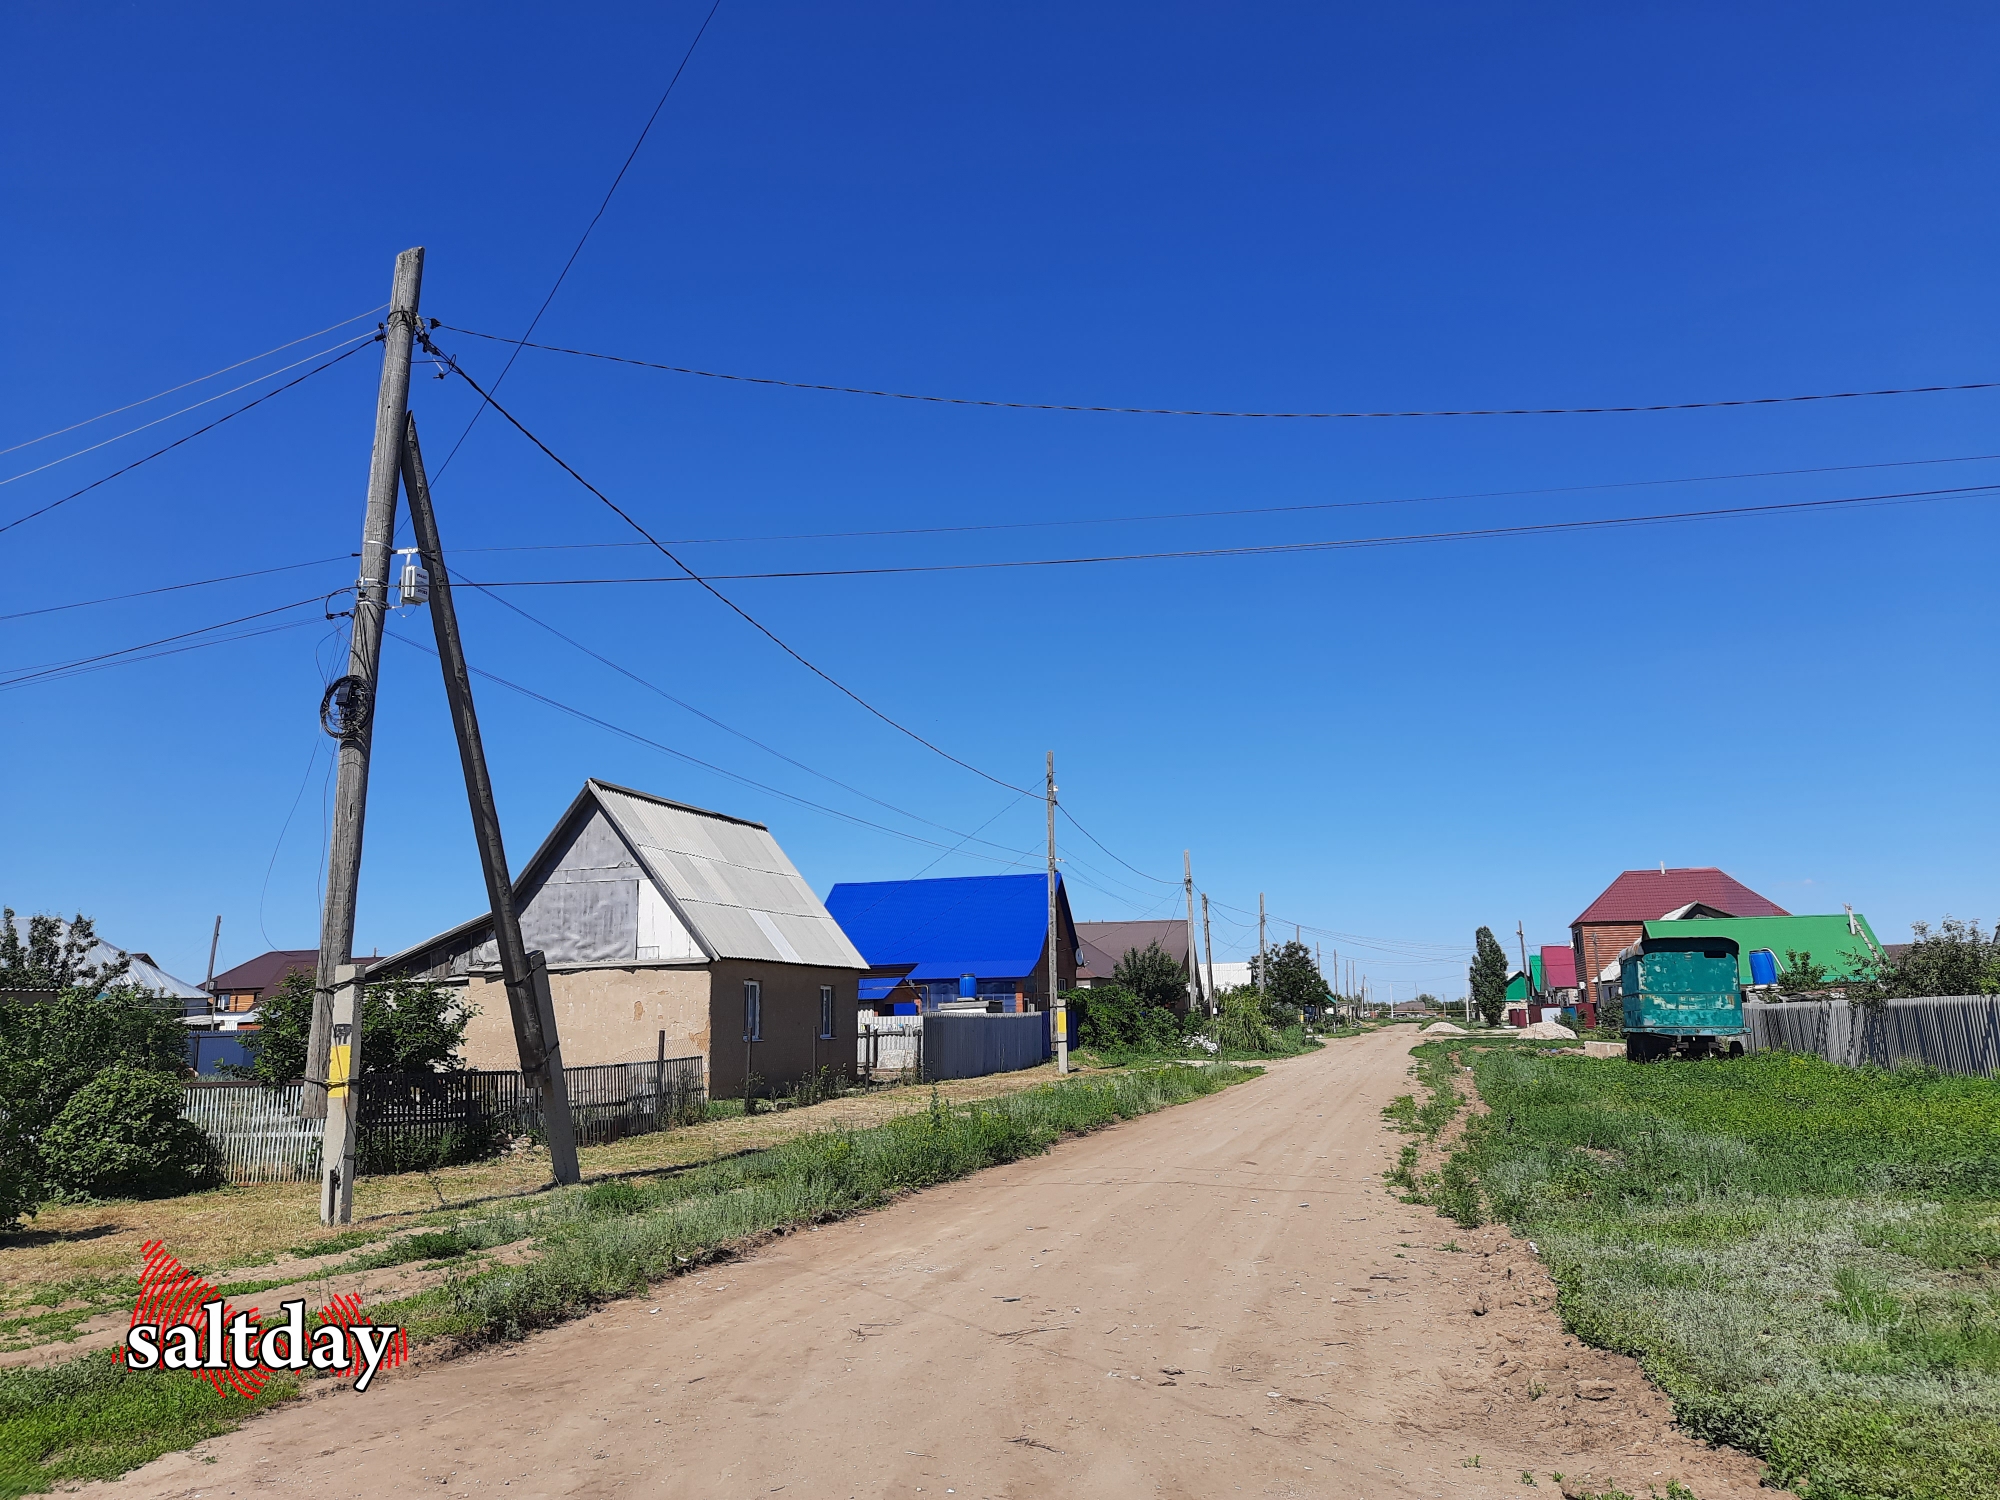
[4,3,1995,1000]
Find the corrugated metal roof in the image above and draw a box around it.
[593,783,865,969]
[2,915,207,999]
[1540,945,1578,989]
[1076,919,1191,980]
[1572,868,1788,927]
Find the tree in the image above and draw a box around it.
[0,909,130,993]
[1257,940,1330,1023]
[1113,941,1189,1012]
[1776,949,1831,996]
[1469,927,1509,1027]
[236,969,477,1084]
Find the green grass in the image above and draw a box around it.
[1397,1040,2000,1500]
[0,1063,1255,1496]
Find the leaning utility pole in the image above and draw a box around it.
[1047,752,1066,1074]
[1201,891,1216,1014]
[400,414,580,1190]
[306,246,424,1120]
[1183,851,1204,1014]
[1517,920,1531,1004]
[202,915,222,1006]
[1257,892,1267,992]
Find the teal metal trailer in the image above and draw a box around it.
[1618,934,1747,1062]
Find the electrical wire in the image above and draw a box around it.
[0,306,386,459]
[454,574,1036,861]
[428,0,725,482]
[0,332,380,488]
[0,594,327,689]
[0,616,320,692]
[0,340,377,539]
[382,626,1040,866]
[435,324,2000,421]
[436,449,2000,552]
[0,556,350,622]
[457,481,2000,587]
[426,336,1037,800]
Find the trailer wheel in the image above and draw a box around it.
[1727,1040,1745,1059]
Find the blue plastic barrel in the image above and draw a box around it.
[1749,948,1778,986]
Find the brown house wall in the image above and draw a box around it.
[1572,922,1645,1005]
[459,965,712,1071]
[706,959,861,1099]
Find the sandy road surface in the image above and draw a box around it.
[102,1029,1777,1500]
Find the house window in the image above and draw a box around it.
[819,985,835,1039]
[743,980,762,1041]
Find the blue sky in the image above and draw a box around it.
[4,3,1995,1000]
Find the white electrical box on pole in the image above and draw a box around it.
[306,246,424,1122]
[1047,752,1066,1074]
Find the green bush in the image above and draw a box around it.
[1071,984,1181,1052]
[38,1065,221,1202]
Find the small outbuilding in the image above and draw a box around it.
[370,779,868,1096]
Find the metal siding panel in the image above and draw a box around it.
[523,878,639,966]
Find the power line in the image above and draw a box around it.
[0,332,380,488]
[456,482,2000,587]
[454,575,1033,861]
[7,617,323,691]
[426,336,1036,800]
[435,324,2000,421]
[0,307,386,459]
[435,449,2000,552]
[0,595,327,690]
[429,0,725,481]
[0,340,377,539]
[382,626,1040,867]
[0,556,350,622]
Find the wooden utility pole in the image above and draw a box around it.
[1517,920,1531,1006]
[1201,892,1216,1014]
[202,915,222,1008]
[1257,892,1267,992]
[1047,752,1066,1073]
[400,413,580,1189]
[1183,851,1204,1015]
[318,964,361,1224]
[306,246,424,1119]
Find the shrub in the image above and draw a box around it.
[38,1066,221,1201]
[1070,985,1181,1053]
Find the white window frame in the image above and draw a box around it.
[819,985,835,1039]
[743,979,762,1042]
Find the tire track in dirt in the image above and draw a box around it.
[92,1030,1784,1499]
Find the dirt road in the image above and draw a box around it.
[102,1029,1778,1500]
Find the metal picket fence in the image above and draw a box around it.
[183,1055,707,1184]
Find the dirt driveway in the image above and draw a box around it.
[98,1028,1780,1500]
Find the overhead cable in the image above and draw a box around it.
[429,0,725,481]
[0,332,380,488]
[435,324,2000,421]
[0,340,377,539]
[426,336,1035,799]
[0,306,386,459]
[383,626,1040,866]
[459,482,2000,588]
[0,594,326,689]
[0,556,350,622]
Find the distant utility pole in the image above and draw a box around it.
[1183,852,1205,1015]
[202,915,222,1007]
[400,414,579,1194]
[1517,920,1531,1003]
[1048,752,1066,1074]
[1201,892,1216,1014]
[1258,893,1267,992]
[307,245,424,1121]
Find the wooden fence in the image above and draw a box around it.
[183,1055,707,1184]
[1745,996,2000,1077]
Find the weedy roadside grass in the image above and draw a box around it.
[0,1062,1255,1497]
[1387,1038,2000,1500]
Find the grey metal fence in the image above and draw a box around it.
[183,1055,707,1183]
[1744,996,2000,1077]
[920,1011,1050,1081]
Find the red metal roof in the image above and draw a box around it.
[1539,945,1578,989]
[1572,869,1787,927]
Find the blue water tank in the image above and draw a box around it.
[959,972,978,998]
[1749,949,1778,987]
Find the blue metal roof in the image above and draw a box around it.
[825,873,1069,982]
